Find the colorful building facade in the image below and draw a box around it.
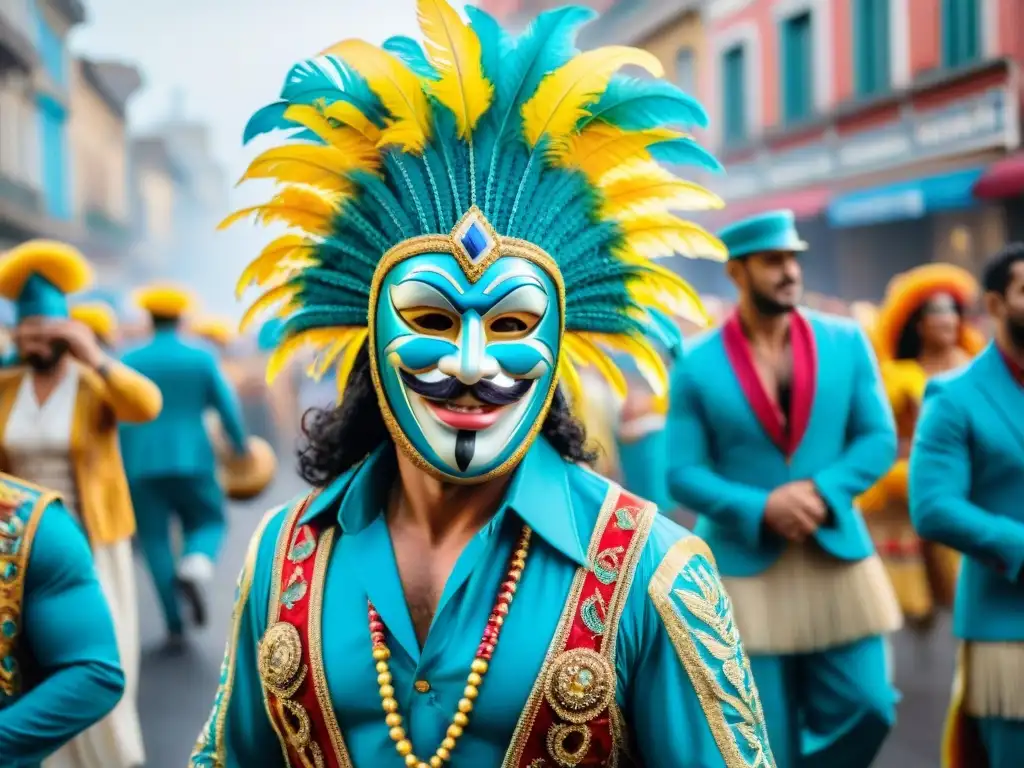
[481,0,1024,300]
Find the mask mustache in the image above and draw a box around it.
[399,369,534,406]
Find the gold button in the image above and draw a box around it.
[414,679,431,693]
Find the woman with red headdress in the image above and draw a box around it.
[861,264,986,627]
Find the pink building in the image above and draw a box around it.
[477,0,1024,299]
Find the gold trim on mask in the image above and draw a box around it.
[366,206,567,485]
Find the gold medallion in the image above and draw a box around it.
[543,647,615,724]
[545,722,592,768]
[258,621,305,698]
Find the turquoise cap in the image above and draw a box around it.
[717,210,808,260]
[17,273,70,321]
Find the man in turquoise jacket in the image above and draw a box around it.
[0,473,125,766]
[668,210,902,767]
[910,243,1024,768]
[120,285,249,645]
[190,7,774,765]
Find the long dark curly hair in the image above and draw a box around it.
[297,344,597,486]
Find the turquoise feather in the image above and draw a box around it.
[463,6,509,87]
[382,36,438,79]
[242,102,297,144]
[649,137,723,172]
[583,77,708,130]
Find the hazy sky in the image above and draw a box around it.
[71,0,421,183]
[70,1,422,314]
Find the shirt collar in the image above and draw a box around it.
[300,438,588,567]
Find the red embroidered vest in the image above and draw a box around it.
[258,485,653,768]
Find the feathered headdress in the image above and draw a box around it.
[875,264,985,361]
[225,1,724,411]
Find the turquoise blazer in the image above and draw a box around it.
[667,310,897,578]
[190,438,775,767]
[0,485,125,766]
[119,330,247,480]
[910,343,1024,642]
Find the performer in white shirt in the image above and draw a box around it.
[0,240,163,768]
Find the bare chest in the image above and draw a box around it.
[750,344,793,405]
[391,534,463,647]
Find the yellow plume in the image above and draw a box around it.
[219,186,342,235]
[618,213,727,260]
[334,327,369,401]
[549,124,684,183]
[417,0,493,138]
[283,105,381,158]
[240,283,299,333]
[600,173,722,219]
[564,333,628,401]
[627,268,709,328]
[323,101,382,144]
[235,234,318,298]
[266,327,362,383]
[321,39,431,153]
[237,145,370,193]
[522,46,664,148]
[584,332,670,413]
[557,355,584,413]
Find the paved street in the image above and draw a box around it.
[137,473,954,767]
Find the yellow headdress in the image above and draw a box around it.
[0,240,93,321]
[134,284,198,319]
[71,302,118,344]
[875,264,985,361]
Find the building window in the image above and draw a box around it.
[854,0,891,96]
[721,44,747,146]
[35,12,67,86]
[942,0,980,69]
[780,10,814,125]
[676,46,696,96]
[37,97,70,219]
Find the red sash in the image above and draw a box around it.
[259,497,347,768]
[513,487,650,768]
[260,486,651,768]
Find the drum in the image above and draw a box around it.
[219,435,278,501]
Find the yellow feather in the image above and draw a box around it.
[235,235,318,298]
[628,278,709,328]
[549,123,684,183]
[266,327,340,383]
[564,333,628,400]
[522,46,664,148]
[320,39,431,153]
[323,101,382,144]
[237,145,370,192]
[617,212,727,260]
[601,173,722,218]
[416,0,493,138]
[240,283,298,333]
[283,104,381,159]
[219,186,342,235]
[557,355,585,414]
[584,332,670,413]
[334,328,370,401]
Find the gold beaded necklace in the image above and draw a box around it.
[368,525,532,767]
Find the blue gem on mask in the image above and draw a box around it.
[460,221,491,263]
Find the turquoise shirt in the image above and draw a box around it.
[0,489,125,766]
[119,329,247,479]
[191,438,774,767]
[910,344,1024,642]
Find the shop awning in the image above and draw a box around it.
[703,186,831,228]
[826,167,983,228]
[973,152,1024,199]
